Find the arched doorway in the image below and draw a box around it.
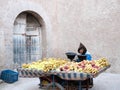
[13,12,42,65]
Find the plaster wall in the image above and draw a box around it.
[0,0,120,73]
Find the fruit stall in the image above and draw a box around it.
[17,57,110,90]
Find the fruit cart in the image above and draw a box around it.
[46,65,110,90]
[17,64,110,90]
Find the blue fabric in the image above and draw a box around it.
[86,54,92,61]
[76,59,81,62]
[76,52,92,62]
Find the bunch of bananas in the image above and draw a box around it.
[22,58,69,72]
[83,66,98,74]
[22,63,30,68]
[94,58,110,68]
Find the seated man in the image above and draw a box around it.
[77,42,93,88]
[77,42,92,61]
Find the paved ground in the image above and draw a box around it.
[0,73,120,90]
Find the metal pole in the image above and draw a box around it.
[79,81,82,90]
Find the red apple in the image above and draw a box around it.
[93,65,100,69]
[64,65,69,69]
[60,67,63,71]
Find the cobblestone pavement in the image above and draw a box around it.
[0,73,120,90]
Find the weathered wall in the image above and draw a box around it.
[55,0,120,73]
[0,0,120,73]
[0,0,53,69]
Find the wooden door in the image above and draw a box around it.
[13,14,42,66]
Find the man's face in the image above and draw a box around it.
[79,49,84,54]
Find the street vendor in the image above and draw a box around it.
[76,42,93,88]
[39,42,93,89]
[77,42,92,61]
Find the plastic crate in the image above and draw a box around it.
[1,70,18,83]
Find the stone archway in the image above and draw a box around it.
[13,11,43,65]
[0,1,52,69]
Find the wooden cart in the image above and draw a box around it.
[17,65,110,90]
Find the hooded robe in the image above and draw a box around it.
[77,42,92,61]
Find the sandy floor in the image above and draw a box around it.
[0,73,120,90]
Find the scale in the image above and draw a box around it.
[65,52,76,61]
[65,52,87,62]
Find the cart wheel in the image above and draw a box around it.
[46,82,64,90]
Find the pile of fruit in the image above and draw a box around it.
[22,57,110,74]
[56,58,110,74]
[22,58,69,72]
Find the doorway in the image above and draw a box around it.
[13,12,42,66]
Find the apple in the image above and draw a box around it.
[64,65,69,69]
[60,67,63,71]
[93,65,100,69]
[77,65,82,69]
[77,63,82,66]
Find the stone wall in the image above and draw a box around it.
[0,0,120,73]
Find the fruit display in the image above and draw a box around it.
[22,57,110,74]
[56,58,110,74]
[22,58,69,72]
